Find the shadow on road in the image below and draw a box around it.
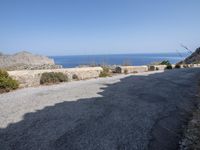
[0,69,200,150]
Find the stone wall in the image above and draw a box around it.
[148,65,167,71]
[8,67,103,88]
[193,64,200,67]
[115,66,148,74]
[187,64,200,68]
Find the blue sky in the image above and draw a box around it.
[0,0,200,55]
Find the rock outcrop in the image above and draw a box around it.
[0,51,61,70]
[180,47,200,64]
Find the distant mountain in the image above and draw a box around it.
[0,51,62,70]
[179,47,200,64]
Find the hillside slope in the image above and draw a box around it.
[0,51,61,70]
[181,47,200,64]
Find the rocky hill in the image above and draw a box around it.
[0,51,62,70]
[180,47,200,64]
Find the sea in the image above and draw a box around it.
[51,53,188,68]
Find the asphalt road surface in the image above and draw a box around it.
[0,68,200,150]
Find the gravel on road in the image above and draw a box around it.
[0,68,200,150]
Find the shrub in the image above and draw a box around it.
[160,60,173,70]
[124,69,128,74]
[72,74,79,80]
[165,65,172,69]
[99,67,111,77]
[175,64,181,69]
[115,67,122,73]
[0,69,9,78]
[160,60,171,66]
[0,69,19,93]
[40,72,68,85]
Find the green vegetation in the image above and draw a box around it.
[124,69,128,74]
[160,60,173,70]
[99,67,111,77]
[165,65,172,69]
[160,60,171,66]
[0,69,9,78]
[40,72,68,85]
[0,69,19,93]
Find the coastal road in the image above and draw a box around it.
[0,68,200,150]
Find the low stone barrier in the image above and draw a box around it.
[171,64,175,68]
[179,64,191,68]
[8,64,200,88]
[187,64,200,68]
[115,66,148,74]
[193,64,200,67]
[148,65,167,71]
[8,67,103,88]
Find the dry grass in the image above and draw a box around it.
[99,67,112,77]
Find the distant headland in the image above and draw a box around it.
[0,51,62,70]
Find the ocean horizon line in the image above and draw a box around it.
[49,52,188,57]
[50,53,188,68]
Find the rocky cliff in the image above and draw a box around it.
[0,51,62,70]
[180,47,200,64]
